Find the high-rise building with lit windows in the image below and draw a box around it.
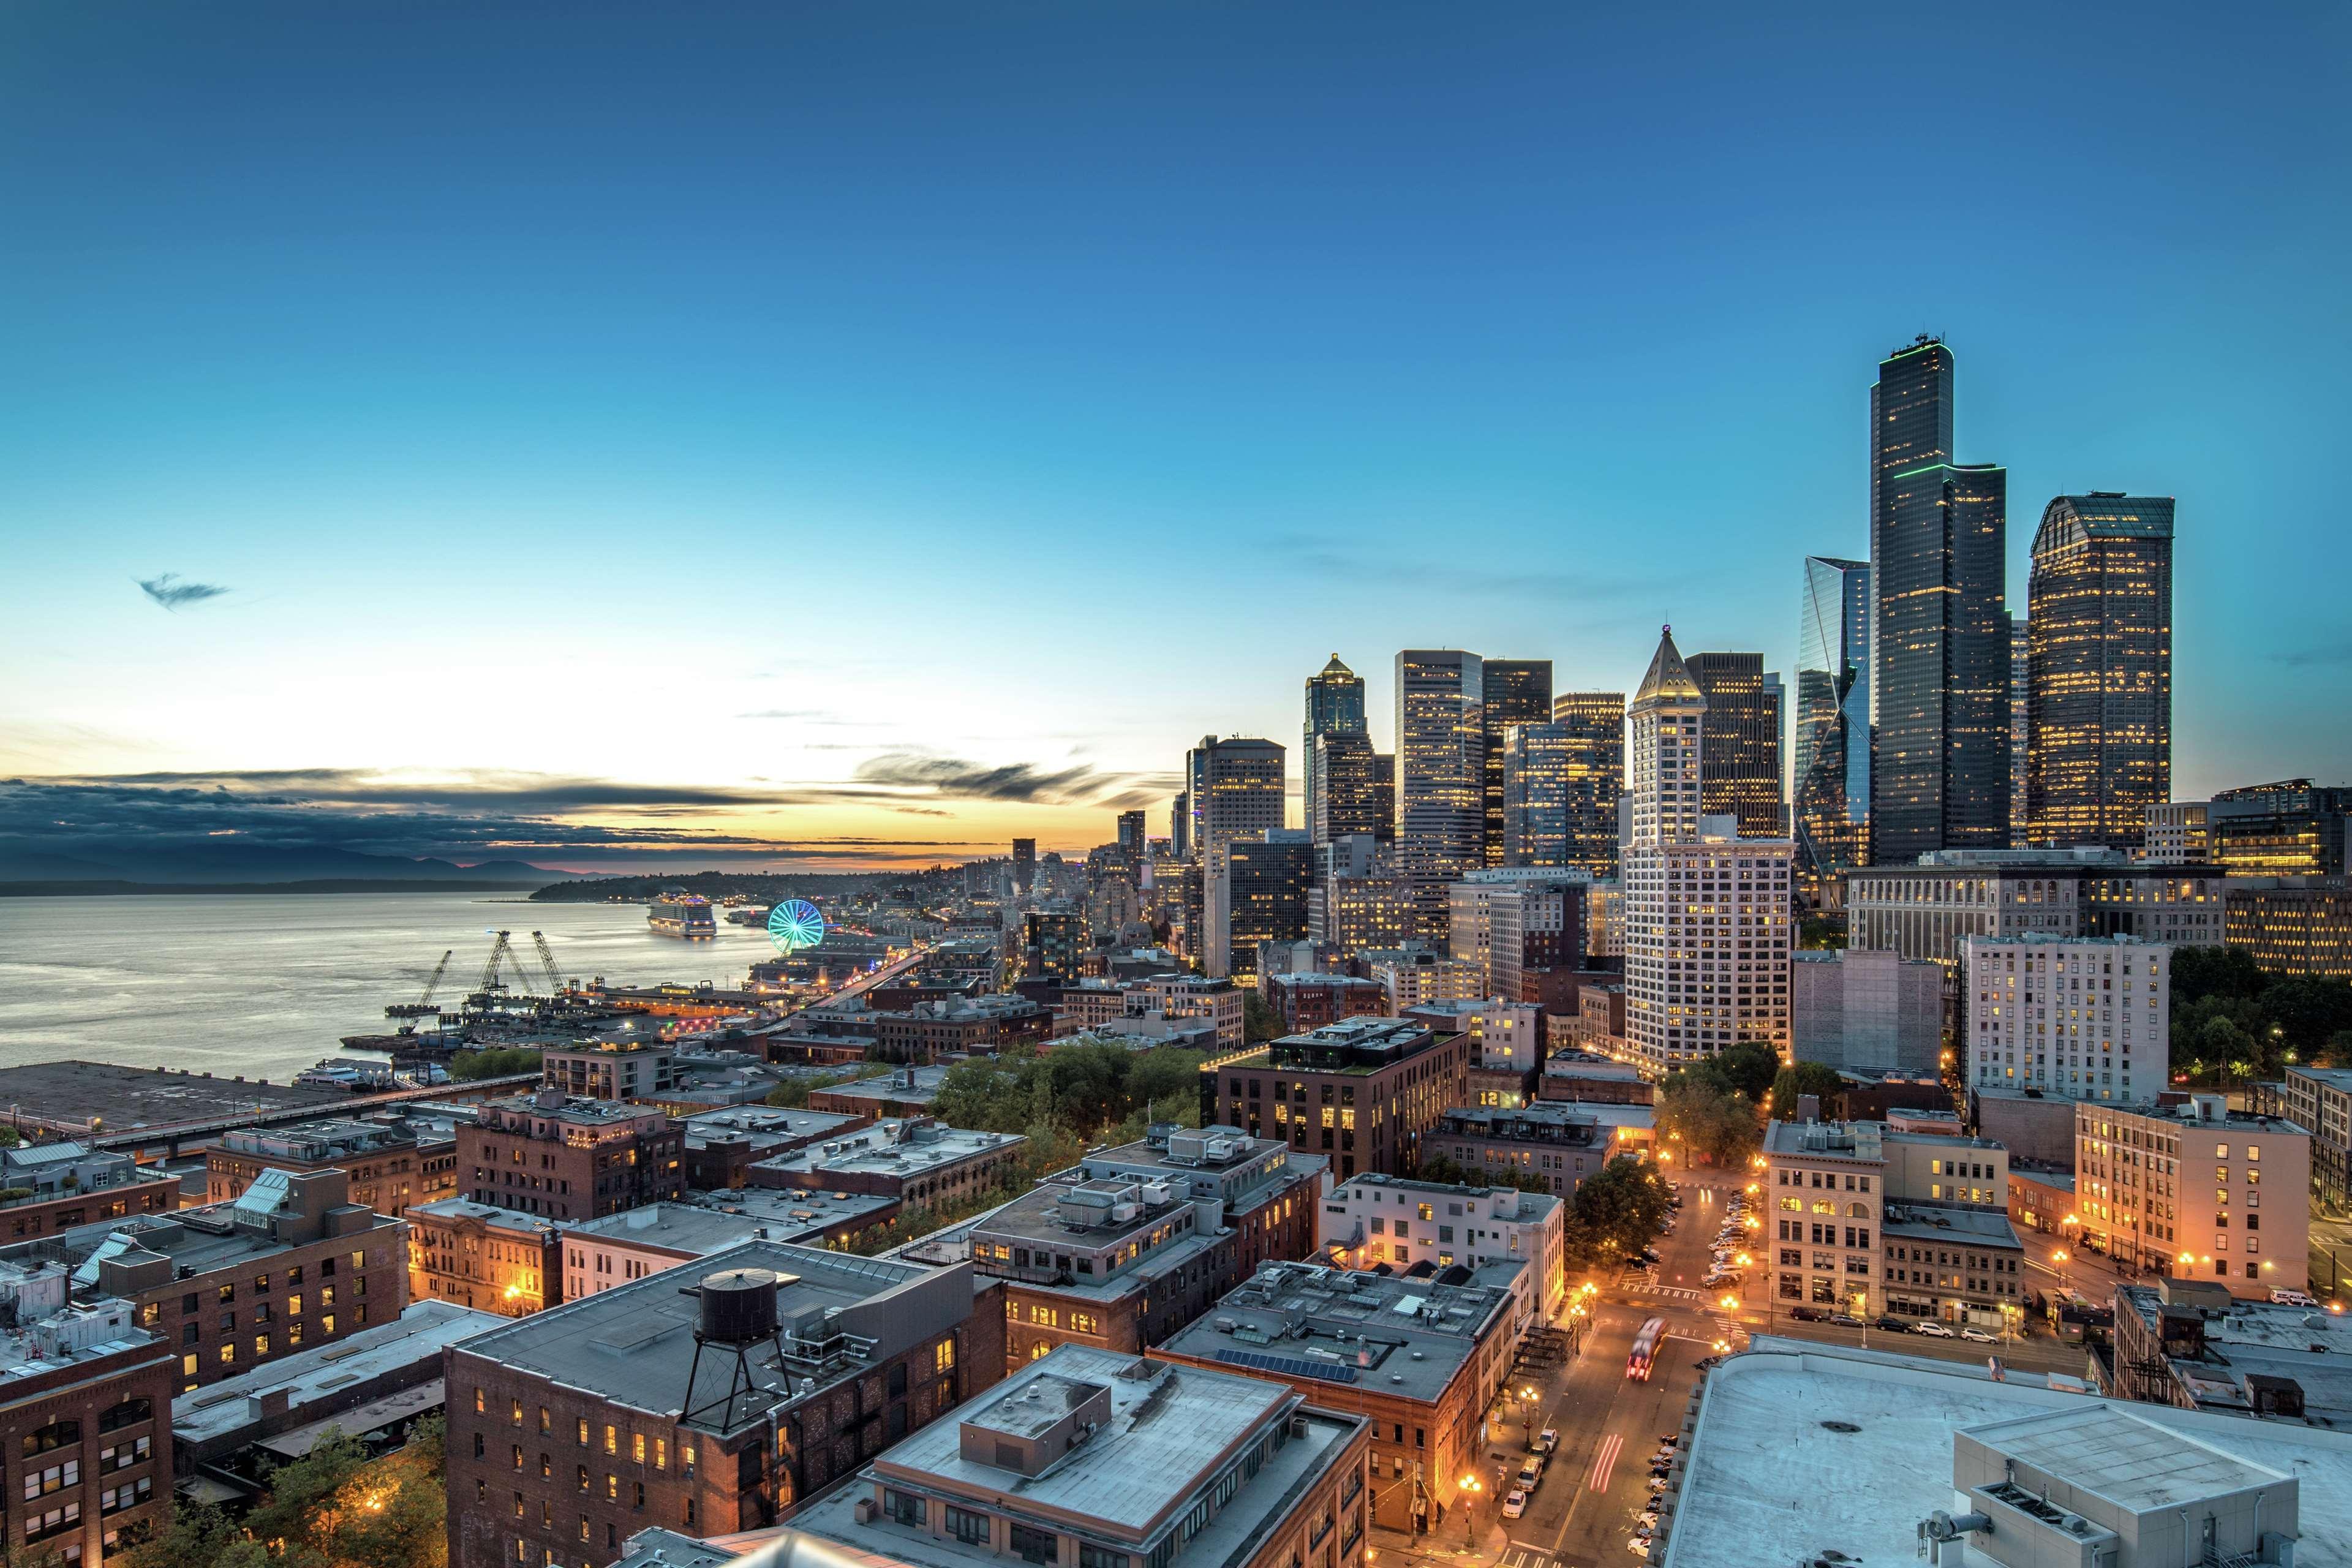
[1302,654,1367,840]
[1868,337,2011,862]
[2024,494,2176,853]
[1395,650,1483,940]
[2011,614,2030,844]
[1962,932,2169,1104]
[1687,651,1785,837]
[1548,691,1624,878]
[1312,731,1387,844]
[1501,722,1572,868]
[1795,556,1870,893]
[1183,736,1286,857]
[1622,626,1793,1072]
[1479,659,1552,865]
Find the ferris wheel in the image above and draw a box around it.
[766,899,824,955]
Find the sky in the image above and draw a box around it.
[3,2,2348,873]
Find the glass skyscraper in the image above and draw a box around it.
[1302,654,1368,841]
[2025,494,2175,851]
[1501,722,1571,868]
[1549,690,1626,878]
[1480,658,1553,865]
[1395,649,1483,939]
[1686,652,1785,837]
[1868,337,2011,862]
[1313,731,1389,843]
[1795,556,1870,889]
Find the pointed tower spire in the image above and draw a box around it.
[1634,624,1706,709]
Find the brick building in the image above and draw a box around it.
[750,1119,1026,1209]
[2075,1093,2310,1295]
[409,1198,565,1317]
[557,1190,899,1300]
[1153,1261,1518,1536]
[0,1144,179,1243]
[205,1118,440,1216]
[1419,1103,1646,1196]
[541,1044,678,1102]
[776,1345,1370,1568]
[7,1167,407,1393]
[1535,1050,1651,1106]
[0,1264,175,1567]
[896,1126,1324,1369]
[460,1090,686,1224]
[873,997,1055,1064]
[443,1242,1005,1568]
[674,1106,872,1191]
[1261,972,1389,1034]
[1202,1016,1470,1180]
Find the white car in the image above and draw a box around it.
[1628,1539,1652,1559]
[1962,1327,1999,1344]
[1914,1321,1956,1338]
[1503,1489,1529,1520]
[1646,1476,1668,1492]
[2271,1289,2320,1308]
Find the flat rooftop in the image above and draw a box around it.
[450,1239,948,1433]
[1658,1338,2352,1568]
[1880,1204,2022,1249]
[1332,1172,1562,1216]
[0,1280,158,1385]
[753,1120,1022,1182]
[676,1105,865,1148]
[791,1345,1360,1556]
[0,1061,347,1131]
[1156,1259,1512,1403]
[24,1202,397,1278]
[811,1066,952,1104]
[408,1197,559,1238]
[173,1299,500,1448]
[564,1189,895,1251]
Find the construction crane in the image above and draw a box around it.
[531,931,564,996]
[477,930,517,995]
[386,949,454,1019]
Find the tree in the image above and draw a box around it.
[2171,945,2267,1007]
[123,1499,270,1568]
[1242,990,1285,1044]
[763,1069,865,1109]
[1564,1156,1674,1261]
[1711,1042,1782,1102]
[447,1047,541,1082]
[1768,1062,1846,1121]
[1656,1078,1760,1167]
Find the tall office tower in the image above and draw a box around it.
[1623,626,1793,1071]
[1011,839,1036,895]
[1480,659,1553,865]
[1371,753,1396,842]
[1501,723,1572,867]
[1302,654,1368,837]
[1313,731,1386,843]
[1395,650,1484,940]
[1868,337,2011,862]
[1183,736,1286,856]
[2026,494,2176,853]
[1549,691,1626,878]
[1686,652,1785,837]
[2011,615,2030,844]
[1169,791,1190,859]
[1202,832,1313,979]
[1795,557,1872,891]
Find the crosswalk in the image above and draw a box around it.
[1501,1544,1562,1568]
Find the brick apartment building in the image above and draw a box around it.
[6,1167,407,1393]
[1261,972,1389,1034]
[443,1242,1005,1568]
[872,997,1054,1063]
[674,1106,872,1191]
[1419,1103,1648,1197]
[206,1118,442,1216]
[895,1125,1325,1368]
[460,1090,685,1224]
[0,1264,175,1567]
[0,1143,179,1243]
[1202,1016,1470,1180]
[408,1198,565,1317]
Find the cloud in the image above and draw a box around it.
[137,574,231,611]
[853,752,1177,810]
[2274,641,2352,669]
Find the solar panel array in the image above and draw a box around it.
[1215,1348,1361,1385]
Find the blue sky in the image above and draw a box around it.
[2,2,2346,869]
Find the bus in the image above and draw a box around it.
[1627,1316,1665,1381]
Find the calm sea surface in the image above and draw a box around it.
[0,893,782,1085]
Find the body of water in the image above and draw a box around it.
[0,893,783,1085]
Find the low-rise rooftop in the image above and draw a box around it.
[172,1298,499,1452]
[751,1118,1022,1183]
[563,1189,895,1253]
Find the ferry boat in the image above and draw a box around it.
[648,891,718,938]
[295,1059,396,1092]
[724,905,771,927]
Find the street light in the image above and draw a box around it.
[1460,1477,1482,1544]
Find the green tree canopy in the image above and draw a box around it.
[1656,1076,1762,1167]
[1563,1156,1675,1262]
[1768,1061,1846,1121]
[447,1046,541,1082]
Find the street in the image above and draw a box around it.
[1366,1172,2097,1568]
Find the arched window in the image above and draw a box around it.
[1847,1202,1870,1219]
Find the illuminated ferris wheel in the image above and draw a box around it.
[766,899,824,955]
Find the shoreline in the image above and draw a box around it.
[0,879,550,897]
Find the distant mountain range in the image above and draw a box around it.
[0,840,556,888]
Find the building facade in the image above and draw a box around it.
[1869,337,2011,863]
[2074,1095,2310,1295]
[1444,874,1582,1000]
[2024,494,2175,851]
[1303,654,1369,845]
[1395,650,1483,940]
[1686,651,1784,837]
[1547,691,1624,880]
[1323,1173,1564,1322]
[2224,870,2352,974]
[1794,556,1871,893]
[460,1091,686,1224]
[1313,731,1389,845]
[1961,933,2169,1105]
[1479,658,1553,866]
[2269,1066,2352,1212]
[0,1144,179,1244]
[2206,780,2352,878]
[1790,948,1942,1076]
[1203,1016,1469,1180]
[1419,1103,1642,1199]
[1204,834,1314,979]
[1185,737,1287,859]
[407,1197,563,1317]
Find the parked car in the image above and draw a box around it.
[1537,1428,1559,1454]
[1659,1434,1679,1447]
[1518,1457,1545,1490]
[1502,1489,1528,1520]
[1873,1316,1908,1333]
[1962,1327,2000,1344]
[1789,1305,1825,1322]
[1628,1539,1652,1559]
[2271,1288,2320,1308]
[1914,1321,1956,1338]
[1828,1313,1864,1328]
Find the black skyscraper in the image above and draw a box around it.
[1868,338,2011,862]
[1480,659,1553,865]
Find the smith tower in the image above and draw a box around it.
[1868,336,2011,862]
